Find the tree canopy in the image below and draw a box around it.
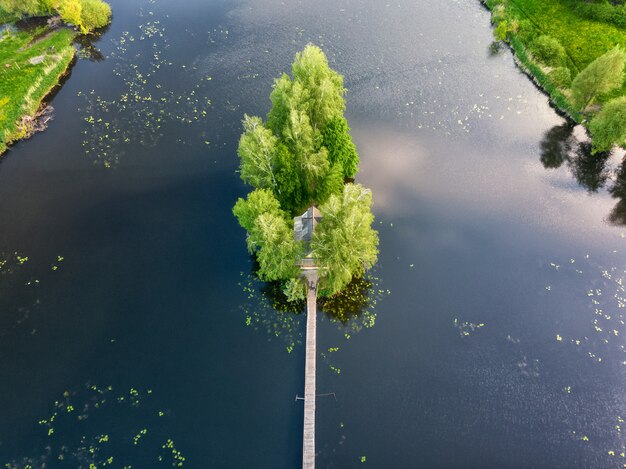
[312,184,379,296]
[589,96,626,153]
[232,44,378,299]
[0,0,111,33]
[571,46,626,112]
[237,44,360,213]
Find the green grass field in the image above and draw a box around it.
[487,0,626,142]
[0,25,76,155]
[507,0,626,70]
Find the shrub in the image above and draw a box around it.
[548,66,572,88]
[589,96,626,153]
[494,20,509,41]
[516,19,537,43]
[80,0,111,32]
[530,35,566,67]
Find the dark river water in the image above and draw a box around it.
[2,0,626,467]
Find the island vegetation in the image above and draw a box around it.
[485,0,626,153]
[233,44,379,301]
[0,0,111,156]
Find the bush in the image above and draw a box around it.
[516,19,537,43]
[548,66,572,88]
[494,20,509,41]
[80,0,111,32]
[589,96,626,152]
[530,35,566,67]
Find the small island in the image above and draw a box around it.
[233,44,379,301]
[486,0,626,153]
[0,0,111,156]
[233,44,379,468]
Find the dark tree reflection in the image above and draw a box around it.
[609,160,626,225]
[540,122,625,221]
[319,276,373,323]
[73,24,110,62]
[568,142,611,193]
[540,123,574,169]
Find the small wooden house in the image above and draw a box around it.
[294,206,322,243]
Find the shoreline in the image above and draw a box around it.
[481,0,626,152]
[480,0,582,125]
[0,21,77,157]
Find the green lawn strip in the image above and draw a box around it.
[485,0,626,140]
[0,26,76,155]
[0,7,18,25]
[508,34,582,122]
[507,0,626,70]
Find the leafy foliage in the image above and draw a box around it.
[232,188,286,234]
[530,35,566,67]
[233,45,378,298]
[238,114,279,191]
[312,184,379,296]
[571,46,626,112]
[0,0,111,33]
[322,116,359,178]
[78,0,111,33]
[236,44,360,212]
[548,66,572,88]
[589,96,626,153]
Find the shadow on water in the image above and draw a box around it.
[539,123,622,219]
[4,384,185,468]
[240,260,385,351]
[609,159,626,225]
[73,24,110,62]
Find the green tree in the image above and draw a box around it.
[249,212,302,281]
[589,96,626,153]
[237,114,279,192]
[79,0,111,32]
[530,35,566,67]
[0,0,46,15]
[291,44,345,132]
[233,45,378,298]
[232,188,285,234]
[312,183,379,296]
[571,46,626,112]
[57,0,82,30]
[321,116,359,178]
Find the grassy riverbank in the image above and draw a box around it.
[0,20,76,156]
[485,0,626,147]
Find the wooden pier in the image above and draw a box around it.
[294,206,322,469]
[302,270,318,469]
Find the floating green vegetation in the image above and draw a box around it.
[548,244,626,366]
[238,272,304,354]
[78,13,213,168]
[239,271,388,352]
[0,24,76,156]
[0,251,64,338]
[4,384,185,468]
[452,318,486,337]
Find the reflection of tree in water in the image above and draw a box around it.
[239,269,387,352]
[540,123,574,169]
[0,252,65,338]
[609,159,626,225]
[77,9,213,168]
[73,25,110,62]
[4,384,185,468]
[540,123,624,221]
[569,142,611,194]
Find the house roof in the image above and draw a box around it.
[294,206,322,242]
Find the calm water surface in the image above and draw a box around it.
[1,0,626,467]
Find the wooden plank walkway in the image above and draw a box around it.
[302,270,318,469]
